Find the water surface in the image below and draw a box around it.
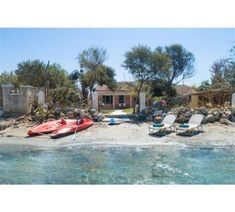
[0,144,235,184]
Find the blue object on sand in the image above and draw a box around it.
[108,118,116,125]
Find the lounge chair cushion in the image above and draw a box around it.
[153,123,164,127]
[179,123,189,128]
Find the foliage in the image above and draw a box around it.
[48,86,81,108]
[79,47,107,71]
[198,80,212,91]
[100,109,115,115]
[47,64,74,89]
[15,60,73,89]
[230,46,235,58]
[123,108,134,114]
[123,44,195,99]
[122,45,153,109]
[210,59,232,88]
[149,79,176,97]
[164,44,195,84]
[151,49,172,79]
[78,47,107,96]
[77,47,116,103]
[96,65,117,90]
[15,60,46,87]
[0,71,19,87]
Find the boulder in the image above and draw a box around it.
[209,108,220,114]
[205,114,215,123]
[230,116,235,122]
[198,107,208,116]
[176,115,189,123]
[220,118,232,125]
[213,112,220,122]
[224,110,232,117]
[184,111,193,119]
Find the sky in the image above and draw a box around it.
[0,28,234,86]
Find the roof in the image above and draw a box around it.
[175,85,194,95]
[191,88,235,95]
[96,82,133,92]
[95,85,110,91]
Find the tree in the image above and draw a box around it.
[15,60,46,87]
[198,80,211,91]
[48,86,81,107]
[77,47,116,104]
[151,48,172,80]
[149,79,176,97]
[164,44,195,95]
[15,60,73,89]
[230,45,235,58]
[48,63,73,89]
[96,65,117,91]
[77,47,107,101]
[122,45,153,110]
[0,71,19,87]
[210,59,231,88]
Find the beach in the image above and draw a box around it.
[0,121,235,149]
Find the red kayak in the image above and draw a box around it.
[50,118,93,139]
[27,118,93,138]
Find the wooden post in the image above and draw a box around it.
[44,61,50,103]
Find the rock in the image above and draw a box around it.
[184,111,193,119]
[205,114,215,123]
[230,107,235,115]
[209,108,219,114]
[224,101,230,107]
[201,117,207,124]
[224,110,232,116]
[176,115,189,123]
[230,116,235,122]
[198,107,208,116]
[206,103,213,108]
[221,113,228,119]
[220,118,232,125]
[213,112,220,122]
[171,108,180,116]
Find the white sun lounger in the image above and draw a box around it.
[176,114,204,134]
[149,114,177,134]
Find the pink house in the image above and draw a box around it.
[95,85,135,110]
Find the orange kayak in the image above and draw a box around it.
[27,118,93,137]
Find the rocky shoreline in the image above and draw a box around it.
[170,106,235,125]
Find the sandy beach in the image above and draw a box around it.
[0,121,235,149]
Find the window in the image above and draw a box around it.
[119,95,124,103]
[102,95,113,104]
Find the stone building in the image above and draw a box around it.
[0,85,45,115]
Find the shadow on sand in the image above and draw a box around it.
[148,131,174,138]
[176,131,203,137]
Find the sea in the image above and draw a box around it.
[0,144,235,184]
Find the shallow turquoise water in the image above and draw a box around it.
[0,144,235,184]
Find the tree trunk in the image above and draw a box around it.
[82,86,88,104]
[136,81,144,113]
